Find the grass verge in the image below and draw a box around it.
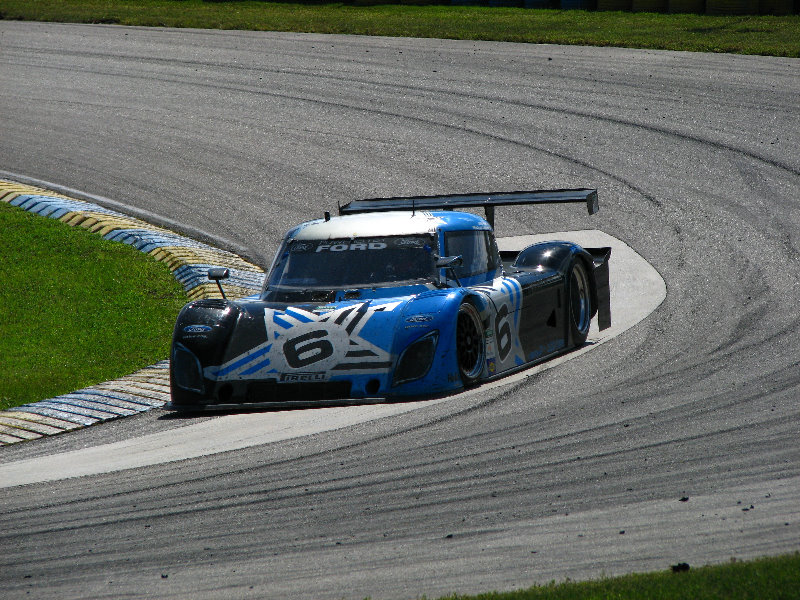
[0,201,186,411]
[0,0,798,57]
[436,553,800,599]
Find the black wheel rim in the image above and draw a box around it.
[570,262,591,336]
[457,303,484,382]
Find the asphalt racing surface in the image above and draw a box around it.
[1,21,799,599]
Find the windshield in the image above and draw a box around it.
[266,235,438,290]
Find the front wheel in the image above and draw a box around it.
[456,301,485,385]
[567,259,592,347]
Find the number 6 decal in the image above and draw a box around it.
[284,330,334,368]
[495,303,512,361]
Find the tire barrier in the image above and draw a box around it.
[0,179,265,445]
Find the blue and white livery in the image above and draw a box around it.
[168,189,611,410]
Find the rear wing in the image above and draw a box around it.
[339,188,598,229]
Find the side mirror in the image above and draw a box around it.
[207,268,230,299]
[435,255,463,268]
[435,255,463,287]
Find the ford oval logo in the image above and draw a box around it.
[184,324,212,333]
[406,314,434,323]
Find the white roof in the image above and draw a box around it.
[291,211,444,240]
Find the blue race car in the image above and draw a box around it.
[167,189,611,411]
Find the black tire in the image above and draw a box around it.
[456,301,485,385]
[567,259,592,347]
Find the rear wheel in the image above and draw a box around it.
[456,302,485,385]
[568,259,592,347]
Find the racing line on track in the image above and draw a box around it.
[0,179,266,445]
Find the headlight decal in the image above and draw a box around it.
[393,330,439,387]
[172,344,205,393]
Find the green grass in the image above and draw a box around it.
[436,553,800,599]
[0,201,187,411]
[0,0,798,57]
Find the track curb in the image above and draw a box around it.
[0,179,265,446]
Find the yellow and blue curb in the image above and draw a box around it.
[0,179,266,445]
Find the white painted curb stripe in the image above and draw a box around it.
[0,230,667,487]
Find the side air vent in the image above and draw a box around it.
[193,299,229,309]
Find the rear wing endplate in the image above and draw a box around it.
[586,247,612,331]
[339,188,599,228]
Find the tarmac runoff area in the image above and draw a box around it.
[0,181,665,488]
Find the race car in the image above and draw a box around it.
[167,189,611,411]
